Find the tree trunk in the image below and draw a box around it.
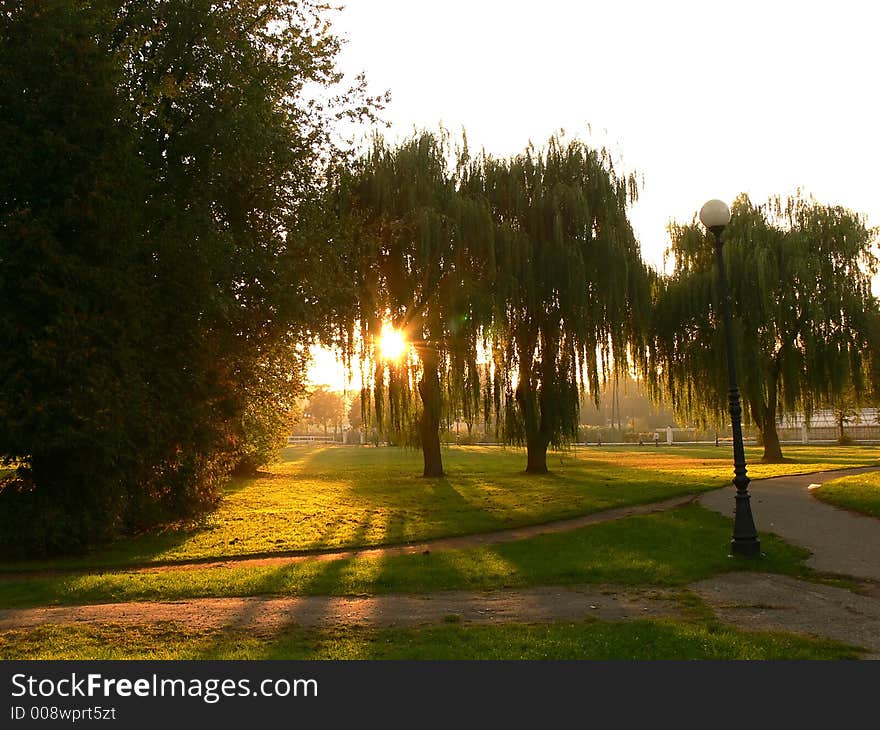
[760,401,784,463]
[418,348,444,477]
[515,368,550,474]
[761,421,784,462]
[525,438,549,473]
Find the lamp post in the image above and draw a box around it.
[699,199,761,557]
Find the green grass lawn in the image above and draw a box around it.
[0,505,829,609]
[0,618,860,660]
[812,471,880,518]
[3,443,877,573]
[2,446,871,661]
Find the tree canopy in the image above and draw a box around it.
[305,386,346,435]
[0,0,376,554]
[462,138,650,472]
[651,193,879,462]
[338,132,493,475]
[337,133,649,475]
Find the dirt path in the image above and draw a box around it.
[0,585,685,631]
[1,575,878,658]
[0,493,698,579]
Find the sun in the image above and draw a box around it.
[378,323,407,362]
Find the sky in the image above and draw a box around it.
[309,0,880,389]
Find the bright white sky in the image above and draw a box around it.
[310,0,880,389]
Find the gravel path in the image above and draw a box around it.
[0,585,684,631]
[692,573,880,659]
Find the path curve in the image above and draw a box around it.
[699,466,880,581]
[3,465,877,580]
[0,494,698,579]
[3,466,880,657]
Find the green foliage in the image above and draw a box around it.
[304,386,346,435]
[232,390,297,476]
[0,1,376,555]
[652,192,880,461]
[462,138,650,469]
[338,132,494,473]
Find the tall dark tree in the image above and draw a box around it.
[652,193,879,462]
[0,0,378,554]
[0,0,151,550]
[463,138,649,472]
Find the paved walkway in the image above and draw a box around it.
[692,573,880,659]
[699,466,880,580]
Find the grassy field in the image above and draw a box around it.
[0,505,835,609]
[2,444,876,660]
[3,443,878,573]
[812,471,880,518]
[0,618,860,660]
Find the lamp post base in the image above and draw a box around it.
[730,537,762,557]
[730,490,761,556]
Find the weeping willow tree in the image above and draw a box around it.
[461,137,650,473]
[338,132,494,476]
[652,192,879,462]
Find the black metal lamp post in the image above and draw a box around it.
[699,199,761,557]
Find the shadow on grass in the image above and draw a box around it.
[1,616,860,660]
[5,443,873,575]
[0,505,825,612]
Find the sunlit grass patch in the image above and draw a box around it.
[812,471,880,519]
[2,443,876,572]
[0,505,817,609]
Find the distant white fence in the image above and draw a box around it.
[287,434,343,444]
[777,425,880,443]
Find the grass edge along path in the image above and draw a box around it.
[0,505,830,610]
[4,444,878,574]
[0,447,880,579]
[812,471,880,519]
[0,493,698,579]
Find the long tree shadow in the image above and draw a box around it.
[3,443,834,576]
